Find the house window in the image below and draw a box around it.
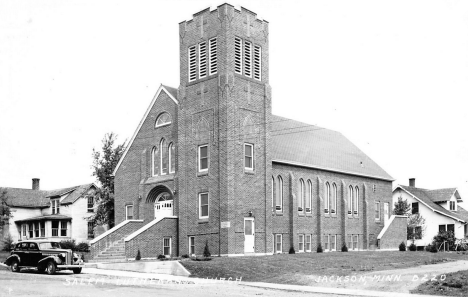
[354,186,359,215]
[199,193,209,219]
[60,221,67,237]
[439,224,446,232]
[352,235,359,250]
[188,45,197,82]
[88,222,95,239]
[298,179,304,212]
[276,176,283,212]
[87,196,94,212]
[412,202,419,214]
[298,234,304,252]
[169,143,175,173]
[34,222,39,238]
[126,205,134,220]
[306,180,312,213]
[40,222,45,237]
[324,235,329,251]
[275,234,282,253]
[28,223,33,238]
[22,224,27,237]
[450,201,456,211]
[163,238,171,256]
[189,236,195,255]
[244,40,252,77]
[331,235,336,251]
[198,41,207,78]
[198,145,209,172]
[52,221,59,237]
[244,143,254,170]
[51,199,60,214]
[325,182,330,214]
[272,176,275,210]
[152,146,159,176]
[253,45,261,80]
[375,201,380,221]
[305,235,311,252]
[414,226,422,239]
[447,224,455,234]
[234,37,242,74]
[331,183,337,214]
[209,38,217,75]
[160,139,167,175]
[155,112,172,128]
[348,186,353,215]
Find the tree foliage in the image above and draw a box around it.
[88,133,126,228]
[407,213,426,241]
[393,196,411,215]
[0,189,12,227]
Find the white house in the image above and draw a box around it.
[1,178,98,244]
[393,178,468,247]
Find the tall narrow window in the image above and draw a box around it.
[375,201,380,221]
[160,139,167,175]
[188,45,197,82]
[169,143,175,173]
[51,199,60,215]
[412,202,419,214]
[348,186,353,215]
[305,235,311,252]
[354,186,359,215]
[60,221,67,236]
[244,41,252,77]
[275,234,282,253]
[199,193,209,219]
[253,45,261,80]
[126,205,134,220]
[325,182,330,213]
[189,236,195,255]
[352,235,358,250]
[198,145,209,172]
[198,41,207,78]
[52,221,59,237]
[40,222,45,237]
[209,38,217,75]
[306,180,312,213]
[234,37,242,74]
[331,235,336,251]
[324,235,330,251]
[34,222,39,237]
[272,177,275,210]
[244,143,254,170]
[152,146,159,176]
[22,224,27,237]
[28,222,33,238]
[298,179,304,212]
[298,234,304,252]
[276,176,283,211]
[331,183,337,214]
[87,196,94,212]
[88,222,95,239]
[163,238,171,256]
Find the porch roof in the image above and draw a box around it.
[14,214,72,223]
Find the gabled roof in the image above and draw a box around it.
[113,84,178,176]
[427,188,459,202]
[396,185,466,223]
[271,115,393,181]
[0,183,95,208]
[60,184,95,204]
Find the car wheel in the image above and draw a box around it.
[46,261,56,275]
[72,268,82,274]
[10,259,20,273]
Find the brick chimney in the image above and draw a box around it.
[409,178,415,187]
[32,178,40,190]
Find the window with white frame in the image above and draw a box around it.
[60,221,67,236]
[244,143,254,170]
[163,237,171,256]
[450,201,456,211]
[155,112,172,128]
[276,176,283,211]
[324,235,330,251]
[298,234,304,252]
[354,186,359,215]
[199,193,209,219]
[22,224,27,238]
[244,40,252,77]
[306,180,312,213]
[34,222,39,237]
[152,146,159,176]
[126,205,134,220]
[87,196,94,212]
[234,37,242,74]
[198,41,207,79]
[348,235,353,250]
[331,235,336,251]
[352,235,358,250]
[375,201,380,221]
[298,179,304,212]
[188,45,197,82]
[253,45,261,80]
[52,221,59,237]
[169,143,175,173]
[160,139,167,175]
[209,38,217,75]
[51,199,60,214]
[40,221,45,237]
[189,236,195,255]
[272,176,275,210]
[348,186,353,215]
[305,235,311,252]
[331,183,337,214]
[28,222,33,238]
[275,234,282,253]
[198,145,209,172]
[325,182,330,214]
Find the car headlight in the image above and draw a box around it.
[60,253,67,258]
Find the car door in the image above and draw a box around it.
[28,242,41,266]
[18,242,30,266]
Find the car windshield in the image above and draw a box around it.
[39,242,61,249]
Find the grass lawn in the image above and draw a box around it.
[0,251,10,262]
[411,270,468,296]
[181,251,468,285]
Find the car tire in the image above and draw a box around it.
[46,261,56,275]
[10,259,20,273]
[72,268,82,274]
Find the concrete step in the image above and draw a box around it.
[88,258,128,263]
[98,252,125,257]
[95,255,126,260]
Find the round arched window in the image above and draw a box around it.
[155,113,172,128]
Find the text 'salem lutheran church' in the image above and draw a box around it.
[108,4,399,259]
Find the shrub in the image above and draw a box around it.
[75,242,90,252]
[426,244,438,253]
[181,254,189,258]
[289,246,295,254]
[135,249,141,260]
[433,231,456,251]
[1,235,14,251]
[399,242,406,251]
[203,240,211,257]
[157,254,166,260]
[341,243,348,252]
[60,239,76,250]
[409,243,417,251]
[193,257,212,261]
[317,243,323,253]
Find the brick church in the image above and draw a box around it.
[92,4,398,260]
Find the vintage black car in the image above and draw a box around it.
[4,240,84,274]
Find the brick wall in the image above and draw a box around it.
[378,215,407,250]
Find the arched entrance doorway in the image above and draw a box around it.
[146,185,173,221]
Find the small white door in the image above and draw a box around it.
[384,203,389,224]
[244,218,255,253]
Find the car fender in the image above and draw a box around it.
[5,254,21,266]
[37,256,62,269]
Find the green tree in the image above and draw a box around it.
[0,189,12,227]
[393,196,411,215]
[88,133,126,228]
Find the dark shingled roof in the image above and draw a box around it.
[271,115,393,181]
[426,188,458,202]
[400,185,465,222]
[0,184,95,208]
[61,184,95,204]
[162,85,178,100]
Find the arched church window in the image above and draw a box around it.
[155,112,172,128]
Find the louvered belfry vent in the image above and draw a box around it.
[244,41,252,77]
[254,45,261,81]
[235,37,243,74]
[188,45,197,82]
[209,38,217,75]
[198,42,207,79]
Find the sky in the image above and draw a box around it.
[1,0,467,202]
